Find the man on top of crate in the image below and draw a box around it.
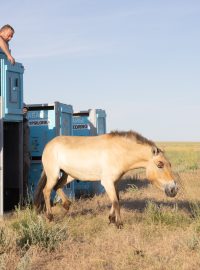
[0,24,15,64]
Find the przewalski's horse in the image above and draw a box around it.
[34,131,178,228]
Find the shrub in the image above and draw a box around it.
[12,207,67,251]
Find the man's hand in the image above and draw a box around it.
[7,54,15,65]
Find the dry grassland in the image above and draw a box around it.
[1,142,200,270]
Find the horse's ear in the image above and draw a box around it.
[152,146,159,156]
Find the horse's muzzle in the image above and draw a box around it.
[165,182,178,197]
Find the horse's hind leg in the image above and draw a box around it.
[43,178,56,221]
[54,172,72,211]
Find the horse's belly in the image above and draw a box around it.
[59,149,103,180]
[62,161,101,181]
[67,167,101,181]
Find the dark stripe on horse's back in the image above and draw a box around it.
[109,130,155,146]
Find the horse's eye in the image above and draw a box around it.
[157,161,164,168]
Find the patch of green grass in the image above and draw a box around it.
[165,151,200,173]
[144,201,190,227]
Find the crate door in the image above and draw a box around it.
[60,112,72,136]
[97,117,106,135]
[6,71,22,114]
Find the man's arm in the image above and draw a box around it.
[0,36,15,64]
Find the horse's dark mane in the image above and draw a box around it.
[109,130,156,147]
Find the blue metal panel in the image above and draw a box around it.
[0,52,24,121]
[74,181,93,197]
[27,103,73,157]
[73,115,91,136]
[60,112,72,135]
[28,108,56,157]
[73,180,104,198]
[28,162,43,194]
[96,110,107,134]
[61,181,75,200]
[58,103,73,136]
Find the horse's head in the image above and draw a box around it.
[146,146,178,197]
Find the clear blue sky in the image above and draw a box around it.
[1,0,200,141]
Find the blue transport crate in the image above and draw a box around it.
[73,109,106,136]
[0,50,24,122]
[0,50,24,215]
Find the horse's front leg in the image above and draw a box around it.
[109,204,116,224]
[108,182,120,224]
[43,185,53,221]
[101,179,123,229]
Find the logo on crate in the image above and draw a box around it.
[29,119,50,126]
[73,124,89,130]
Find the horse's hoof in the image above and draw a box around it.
[116,222,123,229]
[109,215,116,224]
[46,213,53,221]
[63,201,71,211]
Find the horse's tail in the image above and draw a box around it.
[34,170,47,213]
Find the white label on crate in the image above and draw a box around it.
[29,119,50,126]
[73,117,85,124]
[28,111,41,119]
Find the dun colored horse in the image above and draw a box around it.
[34,131,178,228]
